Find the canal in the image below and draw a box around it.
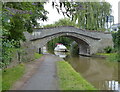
[54,51,119,90]
[41,47,119,90]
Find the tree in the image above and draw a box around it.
[44,18,77,28]
[1,2,48,68]
[2,2,48,41]
[52,1,111,31]
[116,28,120,62]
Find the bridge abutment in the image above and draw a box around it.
[78,43,90,56]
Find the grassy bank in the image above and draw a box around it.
[57,61,96,90]
[2,64,25,90]
[34,53,43,59]
[95,53,116,56]
[96,53,118,62]
[0,69,2,91]
[2,53,43,91]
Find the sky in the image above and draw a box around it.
[39,0,120,25]
[106,0,120,24]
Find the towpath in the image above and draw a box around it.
[11,54,63,90]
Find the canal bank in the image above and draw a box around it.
[42,46,119,90]
[64,54,119,90]
[57,61,96,90]
[5,47,118,91]
[9,53,98,90]
[43,44,119,90]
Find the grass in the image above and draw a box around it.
[0,69,2,92]
[95,53,116,56]
[96,53,118,62]
[57,61,97,90]
[34,53,43,59]
[2,52,43,91]
[106,53,118,62]
[2,64,25,90]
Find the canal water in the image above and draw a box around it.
[41,47,119,90]
[54,51,119,90]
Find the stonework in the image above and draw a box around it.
[24,26,113,56]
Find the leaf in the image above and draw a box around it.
[60,2,62,8]
[66,13,70,17]
[56,8,60,14]
[52,2,54,8]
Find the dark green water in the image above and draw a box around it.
[54,51,119,90]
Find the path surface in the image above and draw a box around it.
[20,54,63,90]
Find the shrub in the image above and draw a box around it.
[104,46,113,53]
[106,53,118,62]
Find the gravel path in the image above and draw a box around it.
[17,54,63,90]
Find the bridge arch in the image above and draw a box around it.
[31,32,92,56]
[24,26,113,56]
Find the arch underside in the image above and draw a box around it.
[32,33,95,56]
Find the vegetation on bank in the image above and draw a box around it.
[2,64,25,90]
[57,61,96,90]
[0,70,2,91]
[2,53,42,91]
[34,53,43,59]
[96,53,118,62]
[112,28,120,62]
[95,30,120,62]
[97,29,120,62]
[96,53,116,56]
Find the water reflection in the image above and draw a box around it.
[41,46,48,54]
[55,52,119,90]
[108,81,118,90]
[54,51,67,58]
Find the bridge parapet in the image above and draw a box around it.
[24,26,111,41]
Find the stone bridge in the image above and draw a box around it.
[24,26,113,56]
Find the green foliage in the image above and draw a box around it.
[117,28,120,62]
[1,39,18,68]
[96,53,115,56]
[95,53,118,62]
[1,2,48,68]
[104,46,113,53]
[0,70,2,92]
[112,32,118,50]
[53,2,111,31]
[44,18,77,28]
[2,2,48,41]
[57,61,96,90]
[73,2,111,30]
[106,53,118,62]
[112,28,120,62]
[2,64,25,90]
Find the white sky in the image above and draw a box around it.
[106,0,120,24]
[39,0,120,25]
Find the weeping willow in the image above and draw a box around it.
[72,2,111,31]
